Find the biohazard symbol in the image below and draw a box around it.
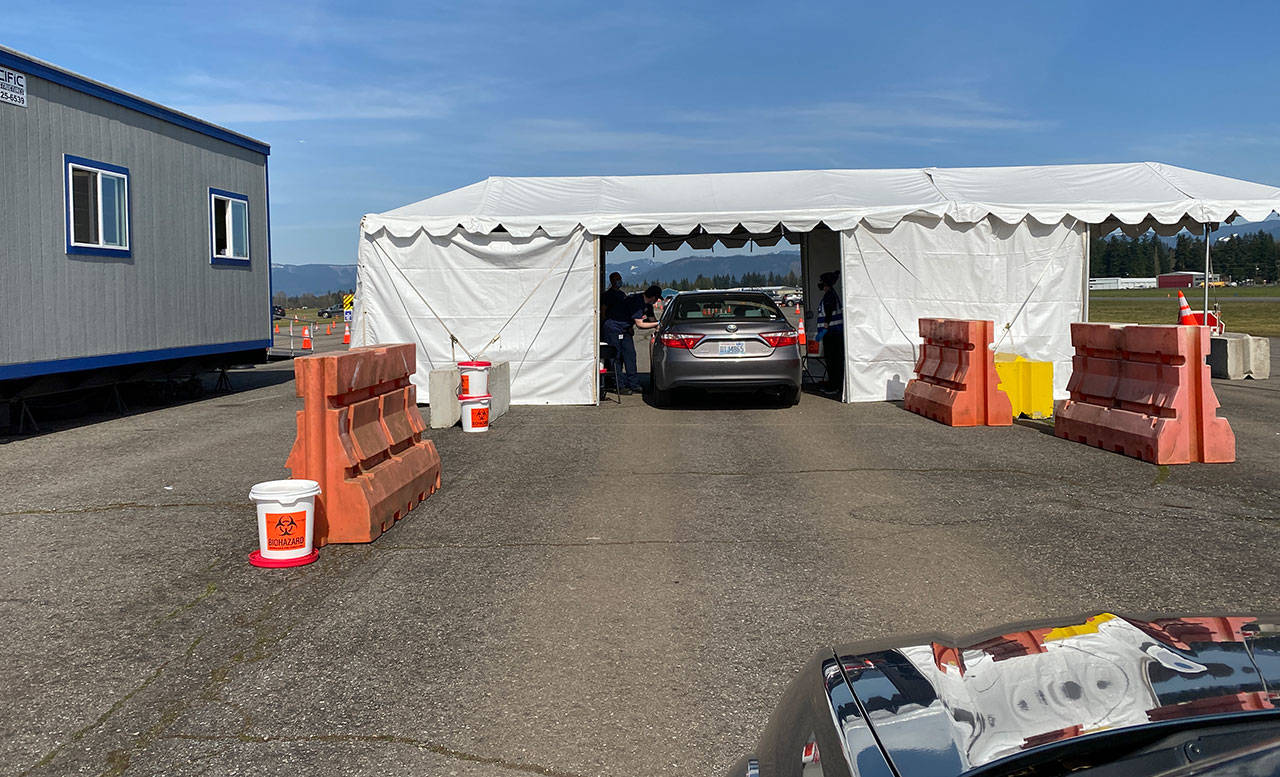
[265,510,306,550]
[274,514,298,536]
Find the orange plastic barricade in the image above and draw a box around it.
[903,318,1012,427]
[1054,324,1235,464]
[286,344,442,545]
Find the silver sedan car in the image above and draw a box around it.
[649,291,802,406]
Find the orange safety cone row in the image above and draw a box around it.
[342,323,351,345]
[302,326,312,350]
[1176,291,1198,325]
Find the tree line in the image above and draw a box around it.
[1090,231,1278,282]
[272,290,354,308]
[627,269,801,291]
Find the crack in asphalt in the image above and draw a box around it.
[0,501,243,517]
[18,556,320,775]
[155,733,590,777]
[18,659,173,777]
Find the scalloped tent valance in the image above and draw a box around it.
[361,162,1280,241]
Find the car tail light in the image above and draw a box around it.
[760,330,799,348]
[658,332,704,349]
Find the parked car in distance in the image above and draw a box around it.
[649,291,801,406]
[731,612,1280,777]
[272,305,285,319]
[316,303,344,318]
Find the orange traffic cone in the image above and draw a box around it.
[1176,291,1198,325]
[794,304,801,315]
[326,322,332,336]
[302,326,312,350]
[798,317,806,346]
[342,323,351,345]
[274,322,279,334]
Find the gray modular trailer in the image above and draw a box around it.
[0,46,271,391]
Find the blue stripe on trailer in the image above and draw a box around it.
[0,340,273,381]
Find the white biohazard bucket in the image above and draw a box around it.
[457,360,491,396]
[248,479,321,568]
[459,393,492,433]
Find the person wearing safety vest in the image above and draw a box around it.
[815,271,844,396]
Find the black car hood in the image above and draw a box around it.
[833,613,1280,777]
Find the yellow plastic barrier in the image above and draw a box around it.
[993,353,1054,419]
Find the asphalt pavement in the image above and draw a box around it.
[1,329,1278,776]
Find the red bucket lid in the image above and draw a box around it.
[249,549,319,568]
[457,361,491,367]
[458,393,492,401]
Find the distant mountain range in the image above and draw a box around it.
[1151,219,1280,246]
[1212,220,1280,242]
[606,250,800,285]
[271,264,357,296]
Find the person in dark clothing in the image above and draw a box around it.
[817,271,844,395]
[602,283,662,393]
[602,272,626,322]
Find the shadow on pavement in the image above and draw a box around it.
[1,364,296,442]
[1014,417,1058,436]
[642,386,801,411]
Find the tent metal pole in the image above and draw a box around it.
[1082,224,1091,322]
[1203,223,1211,318]
[593,236,601,406]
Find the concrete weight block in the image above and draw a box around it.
[428,368,462,428]
[1209,333,1270,380]
[489,361,510,420]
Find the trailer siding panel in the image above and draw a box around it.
[0,64,269,372]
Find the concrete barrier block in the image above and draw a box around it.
[489,361,510,420]
[1210,333,1271,380]
[428,368,461,428]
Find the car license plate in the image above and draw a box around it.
[718,342,746,356]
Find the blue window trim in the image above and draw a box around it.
[0,339,272,381]
[0,47,269,157]
[64,154,132,258]
[209,187,251,266]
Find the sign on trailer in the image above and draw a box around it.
[0,66,27,108]
[343,294,354,322]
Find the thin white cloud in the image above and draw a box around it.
[168,80,454,123]
[674,95,1051,133]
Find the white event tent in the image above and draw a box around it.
[355,163,1280,405]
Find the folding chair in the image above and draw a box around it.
[599,340,622,404]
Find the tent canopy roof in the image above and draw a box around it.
[363,162,1280,240]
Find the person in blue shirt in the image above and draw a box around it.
[602,283,662,394]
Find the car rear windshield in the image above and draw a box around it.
[669,296,784,321]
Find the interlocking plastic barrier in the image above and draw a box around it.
[286,344,443,545]
[1054,324,1235,464]
[903,318,1013,427]
[993,354,1054,419]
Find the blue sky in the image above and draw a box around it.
[9,1,1280,264]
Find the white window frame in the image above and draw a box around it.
[209,188,250,265]
[64,154,131,257]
